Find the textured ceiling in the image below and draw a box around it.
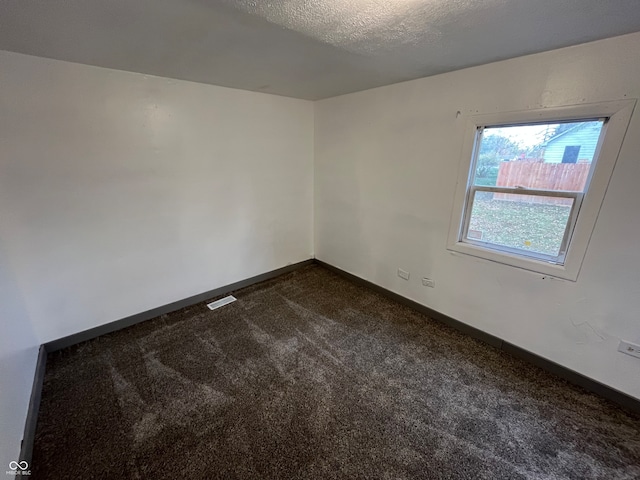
[1,0,640,100]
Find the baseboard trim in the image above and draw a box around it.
[315,259,640,415]
[44,259,314,352]
[19,345,47,468]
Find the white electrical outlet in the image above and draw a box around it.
[618,340,640,359]
[422,278,435,288]
[397,268,410,280]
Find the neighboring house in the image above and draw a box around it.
[541,121,602,163]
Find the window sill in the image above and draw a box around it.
[447,241,577,281]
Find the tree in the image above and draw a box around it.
[476,134,519,177]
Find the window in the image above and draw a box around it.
[561,145,580,164]
[448,101,635,281]
[463,119,604,265]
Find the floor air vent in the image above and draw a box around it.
[207,295,236,311]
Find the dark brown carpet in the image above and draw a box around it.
[32,265,640,479]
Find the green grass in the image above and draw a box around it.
[468,195,572,256]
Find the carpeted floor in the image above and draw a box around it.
[32,265,640,479]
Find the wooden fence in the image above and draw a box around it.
[493,161,590,205]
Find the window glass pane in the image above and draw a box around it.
[474,120,604,191]
[466,190,574,259]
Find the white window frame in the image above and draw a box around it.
[447,100,635,281]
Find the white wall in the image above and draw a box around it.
[0,239,39,472]
[315,32,640,399]
[0,50,314,344]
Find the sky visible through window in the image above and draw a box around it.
[484,123,559,148]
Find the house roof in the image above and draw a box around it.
[543,124,585,145]
[543,121,604,146]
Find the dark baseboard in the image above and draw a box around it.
[315,259,640,415]
[314,260,505,350]
[19,345,47,467]
[44,259,314,352]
